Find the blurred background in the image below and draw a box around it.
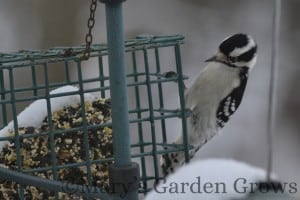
[0,0,299,198]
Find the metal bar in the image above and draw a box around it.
[77,61,93,185]
[0,68,8,126]
[0,76,185,103]
[267,0,281,182]
[8,68,25,199]
[143,48,160,181]
[0,72,188,97]
[174,44,190,163]
[64,61,71,83]
[0,37,184,67]
[43,63,59,199]
[0,109,184,141]
[132,51,148,193]
[0,166,111,200]
[98,55,106,98]
[154,48,168,144]
[103,2,139,200]
[31,65,38,96]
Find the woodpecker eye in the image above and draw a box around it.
[228,56,238,63]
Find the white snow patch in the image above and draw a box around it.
[145,158,276,200]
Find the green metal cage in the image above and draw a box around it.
[0,33,190,200]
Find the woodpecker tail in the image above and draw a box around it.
[160,150,184,176]
[160,145,200,177]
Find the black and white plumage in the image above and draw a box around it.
[160,33,257,176]
[216,67,249,128]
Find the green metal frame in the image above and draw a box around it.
[0,34,190,199]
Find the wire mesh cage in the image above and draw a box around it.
[0,34,190,199]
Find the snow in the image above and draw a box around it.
[0,85,96,150]
[145,158,276,200]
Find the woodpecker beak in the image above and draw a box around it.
[205,56,217,62]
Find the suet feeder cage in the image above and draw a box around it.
[0,1,190,199]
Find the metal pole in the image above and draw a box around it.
[266,0,281,182]
[103,0,130,169]
[100,1,139,199]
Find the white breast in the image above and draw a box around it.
[185,62,241,146]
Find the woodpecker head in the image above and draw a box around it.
[206,33,257,70]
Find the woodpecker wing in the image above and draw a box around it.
[216,70,248,128]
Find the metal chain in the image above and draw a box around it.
[81,0,98,60]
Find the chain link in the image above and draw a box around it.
[81,0,98,61]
